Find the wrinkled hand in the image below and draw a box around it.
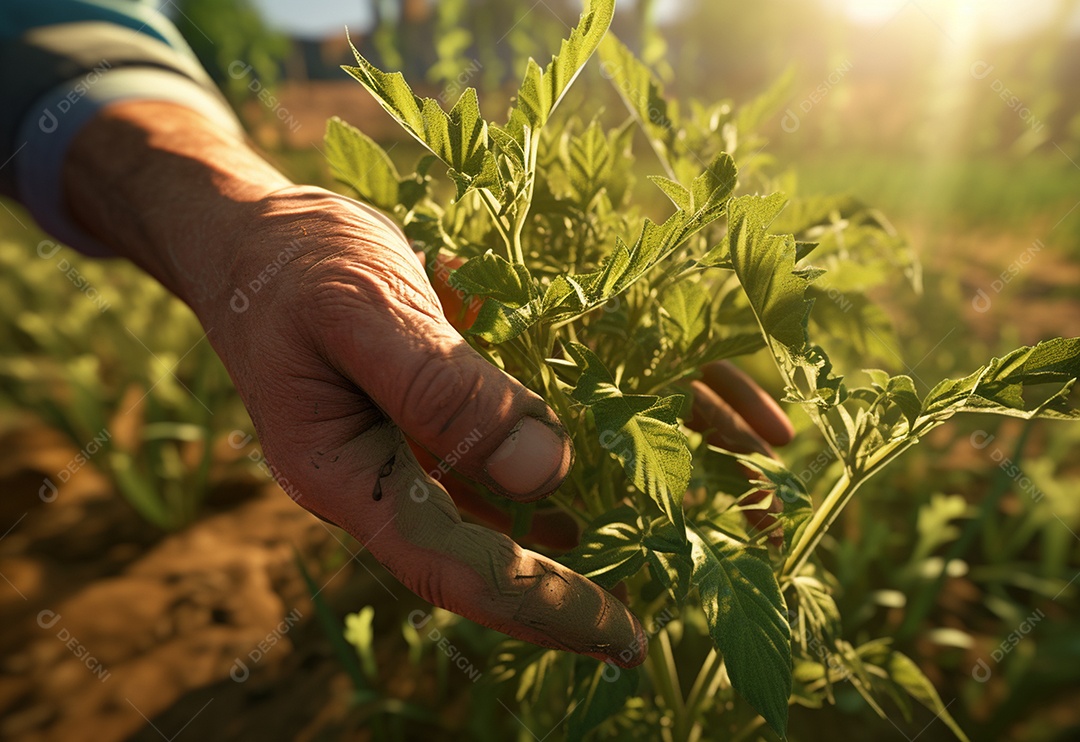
[208,186,647,667]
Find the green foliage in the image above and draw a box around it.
[173,0,290,108]
[0,240,249,530]
[296,551,372,697]
[566,657,639,741]
[566,342,690,537]
[324,117,403,213]
[688,523,791,736]
[325,2,1080,738]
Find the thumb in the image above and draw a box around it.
[333,257,573,502]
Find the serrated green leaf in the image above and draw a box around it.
[921,337,1080,421]
[444,88,487,171]
[558,506,645,589]
[342,40,488,194]
[541,274,588,315]
[616,153,735,287]
[660,279,709,352]
[598,34,678,165]
[649,176,691,211]
[566,343,691,538]
[643,518,694,601]
[467,298,540,344]
[710,447,813,551]
[688,522,791,737]
[565,119,613,206]
[795,241,819,261]
[728,193,816,355]
[863,368,891,389]
[886,375,922,428]
[857,644,972,742]
[505,0,615,140]
[596,238,633,298]
[595,394,689,535]
[450,250,535,307]
[690,152,739,218]
[566,656,639,742]
[324,117,401,212]
[488,124,525,166]
[808,287,899,362]
[698,241,732,268]
[643,517,691,554]
[535,153,738,326]
[885,652,970,742]
[566,341,625,403]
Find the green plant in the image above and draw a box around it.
[323,1,1080,738]
[0,238,251,530]
[173,0,290,108]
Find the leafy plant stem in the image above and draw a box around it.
[810,405,848,466]
[548,492,591,527]
[477,188,515,261]
[783,437,917,578]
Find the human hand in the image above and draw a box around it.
[685,362,794,545]
[206,185,648,667]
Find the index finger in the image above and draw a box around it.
[321,421,648,668]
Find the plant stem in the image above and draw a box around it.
[645,629,685,734]
[782,437,916,578]
[677,648,719,740]
[506,132,540,265]
[477,189,515,261]
[782,468,855,579]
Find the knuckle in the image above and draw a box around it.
[401,350,479,436]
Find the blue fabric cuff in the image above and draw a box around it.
[14,66,242,258]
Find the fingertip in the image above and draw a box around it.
[584,594,648,669]
[483,416,574,501]
[701,362,794,449]
[613,617,649,669]
[764,412,795,448]
[690,381,774,457]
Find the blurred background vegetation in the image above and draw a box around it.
[1,0,1079,740]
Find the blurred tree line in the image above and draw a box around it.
[166,0,1080,157]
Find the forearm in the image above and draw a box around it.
[63,99,292,312]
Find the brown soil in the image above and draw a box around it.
[0,424,398,742]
